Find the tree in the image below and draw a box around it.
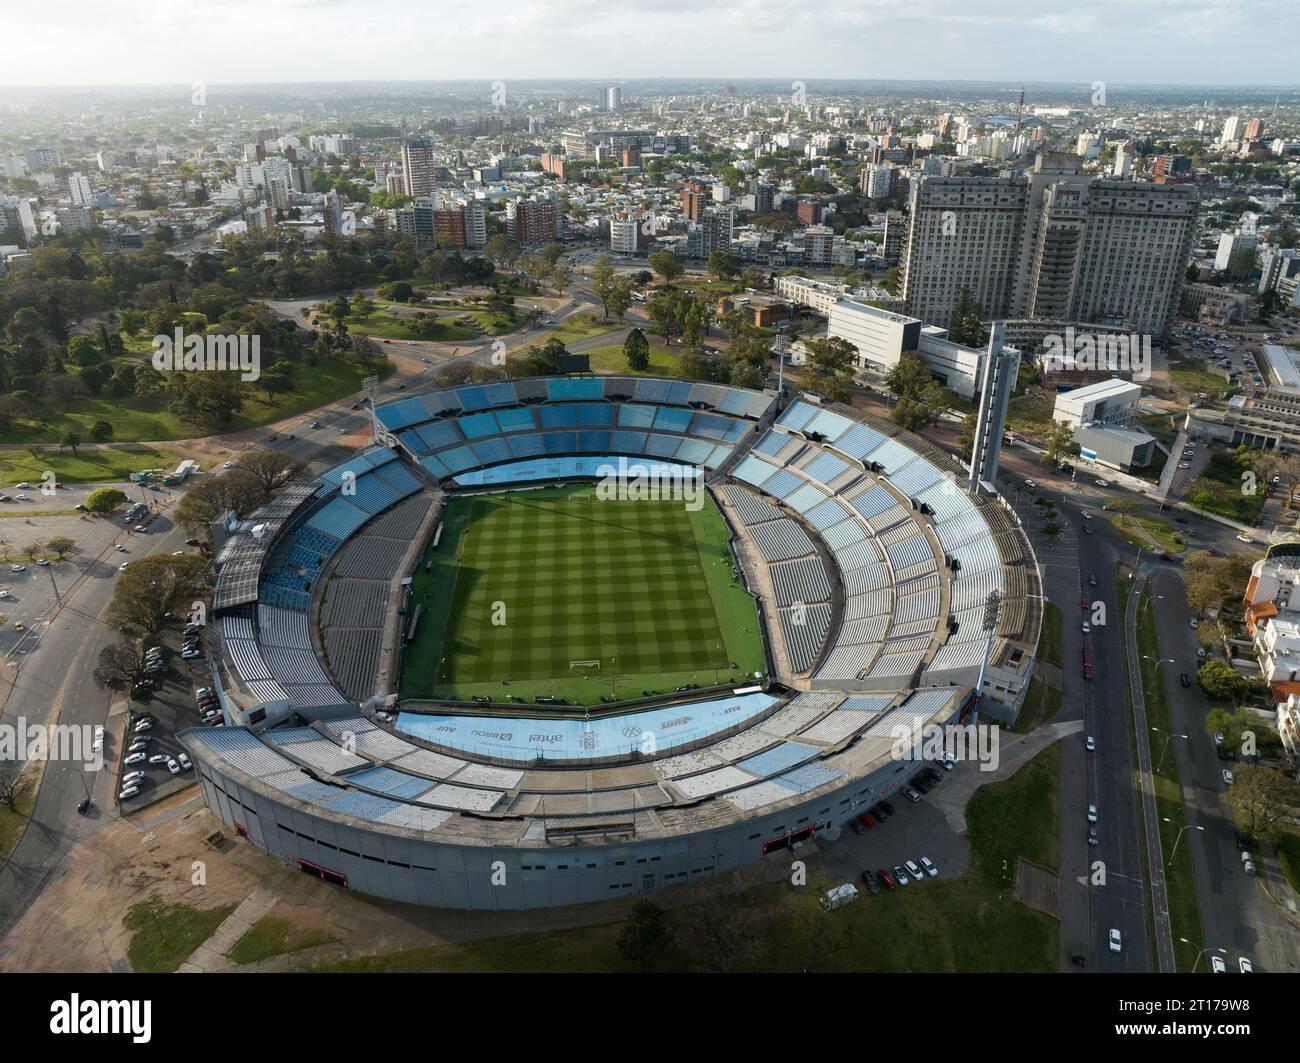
[615,899,671,971]
[105,554,208,637]
[948,288,987,347]
[90,420,114,443]
[648,250,684,286]
[956,411,978,453]
[46,536,75,559]
[61,430,82,456]
[1041,420,1081,467]
[1041,519,1063,548]
[84,487,128,516]
[1226,764,1300,844]
[603,277,634,323]
[174,469,268,531]
[94,639,146,691]
[234,450,307,493]
[1196,659,1251,702]
[804,336,857,403]
[884,352,934,400]
[624,327,651,372]
[707,251,740,280]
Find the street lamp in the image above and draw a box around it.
[1180,939,1225,972]
[1164,817,1204,864]
[1152,727,1190,772]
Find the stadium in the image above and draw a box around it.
[180,375,1041,910]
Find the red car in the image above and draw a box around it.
[1081,596,1089,609]
[350,403,361,410]
[856,812,876,830]
[877,868,897,889]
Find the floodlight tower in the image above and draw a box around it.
[966,323,1020,495]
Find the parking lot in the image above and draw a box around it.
[113,618,215,810]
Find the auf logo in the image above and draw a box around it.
[491,80,507,109]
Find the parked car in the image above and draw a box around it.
[1240,957,1253,973]
[1087,804,1098,822]
[904,859,923,881]
[166,758,181,775]
[892,864,910,886]
[1108,928,1122,953]
[848,817,867,835]
[124,752,146,766]
[920,856,938,878]
[1087,825,1099,846]
[1179,673,1191,687]
[860,870,882,895]
[856,812,876,830]
[903,788,921,802]
[1223,769,1235,785]
[1086,735,1096,752]
[877,868,897,889]
[177,753,192,771]
[118,786,140,801]
[1210,955,1227,973]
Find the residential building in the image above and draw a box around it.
[701,206,734,255]
[402,139,437,198]
[900,151,1197,338]
[803,224,834,267]
[1215,230,1260,277]
[68,171,93,208]
[1244,546,1300,707]
[507,197,560,244]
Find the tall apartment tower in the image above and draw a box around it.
[402,138,436,197]
[68,171,93,208]
[901,152,1197,338]
[606,86,622,112]
[701,206,734,254]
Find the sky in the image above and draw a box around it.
[3,0,1298,88]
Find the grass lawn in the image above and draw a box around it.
[1039,600,1063,667]
[458,307,530,335]
[227,915,335,966]
[1013,677,1063,734]
[1184,451,1266,524]
[314,743,1061,973]
[341,312,476,342]
[548,313,622,346]
[1006,391,1057,437]
[1169,364,1232,401]
[1110,513,1185,554]
[1135,585,1205,972]
[1278,829,1300,896]
[122,894,239,973]
[584,342,681,377]
[0,359,392,445]
[0,444,191,484]
[399,484,765,704]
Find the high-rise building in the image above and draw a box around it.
[68,172,93,208]
[267,177,290,212]
[749,180,774,215]
[900,152,1197,337]
[860,163,894,201]
[605,86,622,112]
[1220,115,1243,144]
[701,206,734,255]
[25,147,59,170]
[882,209,907,265]
[1244,118,1265,141]
[610,215,643,254]
[402,139,436,198]
[796,199,822,225]
[803,224,835,267]
[507,198,560,244]
[680,179,707,222]
[1215,230,1260,278]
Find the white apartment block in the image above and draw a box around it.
[610,217,640,254]
[68,171,93,208]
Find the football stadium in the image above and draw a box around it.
[181,376,1041,910]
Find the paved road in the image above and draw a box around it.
[1148,565,1300,974]
[1014,483,1152,970]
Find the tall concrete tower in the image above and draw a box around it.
[966,323,1020,494]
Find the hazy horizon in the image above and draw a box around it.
[4,0,1298,90]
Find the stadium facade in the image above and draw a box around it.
[182,376,1040,910]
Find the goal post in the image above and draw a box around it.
[569,659,600,671]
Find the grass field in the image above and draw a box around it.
[399,484,766,704]
[0,444,192,484]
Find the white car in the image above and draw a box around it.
[122,770,145,784]
[10,564,25,573]
[1087,804,1098,822]
[1178,463,1191,469]
[115,544,126,552]
[166,758,182,775]
[920,856,939,878]
[177,753,192,771]
[15,493,31,501]
[124,752,146,766]
[1086,735,1096,752]
[182,648,202,659]
[0,590,10,600]
[1095,479,1110,488]
[1223,769,1235,785]
[1081,511,1092,520]
[904,859,923,880]
[133,719,153,732]
[1210,955,1226,973]
[172,550,186,556]
[1082,621,1091,633]
[1108,928,1122,953]
[1236,533,1253,543]
[148,754,169,764]
[1189,618,1198,629]
[1239,957,1253,973]
[36,558,49,566]
[118,786,140,800]
[223,461,234,469]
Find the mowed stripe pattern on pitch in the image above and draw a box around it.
[443,489,728,682]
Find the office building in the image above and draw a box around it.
[1051,378,1143,428]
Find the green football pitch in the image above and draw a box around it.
[399,485,767,705]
